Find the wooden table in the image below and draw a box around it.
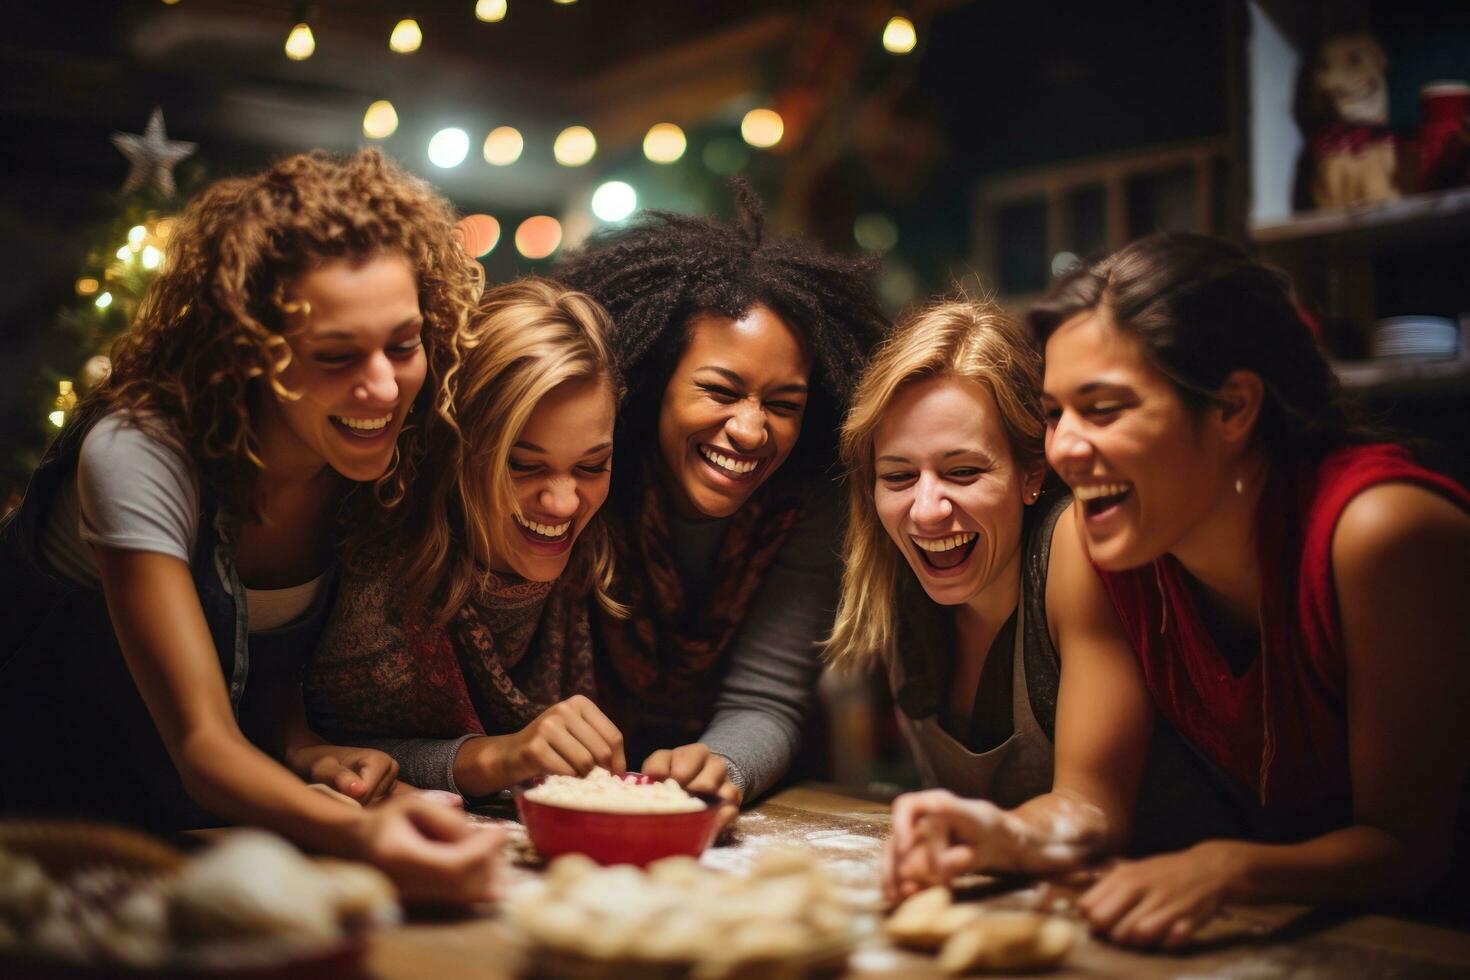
[364,784,1470,979]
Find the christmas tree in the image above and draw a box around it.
[4,109,196,507]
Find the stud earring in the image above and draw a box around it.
[1234,476,1245,496]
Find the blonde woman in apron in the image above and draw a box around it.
[826,300,1243,904]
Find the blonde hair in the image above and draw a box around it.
[386,277,624,624]
[824,299,1045,670]
[70,149,478,520]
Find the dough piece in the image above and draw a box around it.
[749,847,818,878]
[544,853,599,894]
[726,919,812,960]
[314,861,400,928]
[937,913,1074,974]
[885,885,953,947]
[647,855,704,888]
[171,831,338,942]
[629,910,713,961]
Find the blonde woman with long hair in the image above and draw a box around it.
[305,279,629,804]
[827,299,1236,905]
[0,150,503,902]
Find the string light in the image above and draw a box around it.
[141,245,163,270]
[49,411,66,428]
[284,22,315,60]
[116,246,132,261]
[154,218,176,241]
[552,0,577,5]
[95,292,113,309]
[389,18,422,53]
[741,108,783,148]
[127,225,147,248]
[553,126,596,166]
[75,278,99,296]
[475,0,507,21]
[428,128,470,168]
[483,126,523,165]
[591,181,637,222]
[363,100,399,139]
[643,123,686,164]
[883,15,917,54]
[515,216,562,259]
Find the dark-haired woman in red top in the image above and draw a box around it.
[882,233,1469,947]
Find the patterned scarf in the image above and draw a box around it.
[595,465,807,739]
[306,557,596,741]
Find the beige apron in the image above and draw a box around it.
[895,595,1054,809]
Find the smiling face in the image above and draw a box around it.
[261,253,426,483]
[873,376,1043,609]
[1042,310,1232,571]
[497,376,616,582]
[656,304,812,519]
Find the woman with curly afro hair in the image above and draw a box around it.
[0,150,502,903]
[557,180,889,817]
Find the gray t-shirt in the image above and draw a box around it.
[41,413,199,588]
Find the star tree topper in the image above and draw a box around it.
[112,108,197,197]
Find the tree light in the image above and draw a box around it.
[475,0,507,21]
[389,18,422,53]
[363,100,399,139]
[483,126,523,165]
[883,16,917,54]
[116,246,132,261]
[95,291,114,309]
[591,181,637,222]
[49,411,66,428]
[127,225,147,248]
[553,126,596,167]
[741,108,783,148]
[643,123,687,164]
[285,22,315,60]
[141,245,163,270]
[428,128,470,168]
[75,277,99,296]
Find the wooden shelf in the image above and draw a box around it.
[1332,353,1470,397]
[1250,188,1470,251]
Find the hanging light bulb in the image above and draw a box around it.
[552,0,577,5]
[553,126,596,167]
[389,18,422,53]
[475,0,507,22]
[643,123,687,164]
[141,245,163,270]
[483,126,523,165]
[363,100,399,139]
[882,15,917,54]
[284,22,315,60]
[741,108,784,148]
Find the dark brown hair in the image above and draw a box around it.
[1027,232,1358,460]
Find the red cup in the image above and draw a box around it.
[515,773,722,867]
[1418,81,1470,191]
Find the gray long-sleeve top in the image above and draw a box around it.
[324,484,842,802]
[666,483,843,801]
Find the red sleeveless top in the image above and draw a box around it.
[1097,444,1470,837]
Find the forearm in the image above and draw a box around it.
[450,735,522,798]
[700,709,799,800]
[171,724,369,859]
[1221,825,1438,906]
[350,734,476,794]
[1011,786,1118,859]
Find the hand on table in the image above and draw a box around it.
[1078,841,1246,949]
[286,743,399,805]
[358,794,506,904]
[642,743,742,832]
[883,789,1103,903]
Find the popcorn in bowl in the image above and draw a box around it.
[523,767,706,814]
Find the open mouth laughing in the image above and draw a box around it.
[697,443,762,481]
[1074,482,1133,522]
[910,531,979,574]
[514,512,573,555]
[330,413,394,440]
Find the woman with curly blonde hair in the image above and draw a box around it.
[305,278,629,802]
[0,150,502,903]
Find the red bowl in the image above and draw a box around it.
[514,773,722,867]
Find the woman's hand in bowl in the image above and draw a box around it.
[642,743,742,831]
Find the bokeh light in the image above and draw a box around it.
[643,123,687,164]
[883,16,917,54]
[591,181,637,222]
[553,126,596,166]
[363,100,399,139]
[515,216,563,259]
[456,214,501,257]
[428,128,470,168]
[853,213,899,254]
[702,138,750,175]
[389,18,422,53]
[475,0,507,22]
[284,22,315,60]
[740,108,783,149]
[483,126,524,165]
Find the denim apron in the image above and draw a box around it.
[0,421,336,829]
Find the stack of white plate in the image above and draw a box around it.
[1369,316,1459,359]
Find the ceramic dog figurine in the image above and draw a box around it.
[1310,33,1400,208]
